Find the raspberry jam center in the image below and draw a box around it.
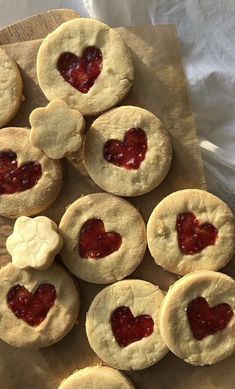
[103,128,148,170]
[0,150,42,195]
[57,46,102,93]
[110,306,154,347]
[187,297,233,340]
[79,218,122,259]
[7,283,56,326]
[176,212,218,254]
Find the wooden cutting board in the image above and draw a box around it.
[1,8,233,389]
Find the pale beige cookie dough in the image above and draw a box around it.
[30,99,85,159]
[86,279,168,370]
[0,127,62,218]
[0,262,80,348]
[159,271,235,366]
[6,216,63,270]
[84,106,172,196]
[37,18,134,116]
[0,48,23,128]
[59,366,135,389]
[147,189,235,275]
[59,193,146,284]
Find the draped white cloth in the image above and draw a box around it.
[1,0,234,210]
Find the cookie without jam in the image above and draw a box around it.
[159,271,235,365]
[37,18,134,116]
[147,189,235,275]
[0,263,80,348]
[84,106,172,196]
[59,193,146,284]
[86,279,168,370]
[59,366,136,389]
[0,48,23,128]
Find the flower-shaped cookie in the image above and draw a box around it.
[6,216,63,270]
[29,99,85,159]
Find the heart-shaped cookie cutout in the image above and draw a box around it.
[0,150,42,195]
[187,296,233,340]
[103,128,147,170]
[7,283,56,326]
[57,46,102,94]
[111,306,154,347]
[79,218,122,259]
[176,212,218,255]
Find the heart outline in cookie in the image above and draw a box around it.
[176,212,218,255]
[187,296,233,340]
[57,46,103,94]
[103,128,148,170]
[110,305,154,347]
[79,218,122,259]
[7,283,56,326]
[0,149,42,195]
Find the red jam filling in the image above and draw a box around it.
[79,218,122,259]
[176,212,218,255]
[0,150,42,195]
[57,46,102,93]
[187,296,233,340]
[110,306,154,347]
[103,128,148,170]
[7,283,56,326]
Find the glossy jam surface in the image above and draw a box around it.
[110,306,154,347]
[57,46,102,93]
[103,128,147,170]
[79,218,122,259]
[7,283,56,326]
[0,150,42,195]
[187,296,233,340]
[176,212,218,255]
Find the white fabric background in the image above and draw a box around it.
[0,0,234,210]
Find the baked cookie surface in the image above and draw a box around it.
[86,279,168,370]
[147,189,235,275]
[159,271,235,365]
[84,106,172,196]
[59,366,135,389]
[0,48,23,128]
[0,263,79,348]
[59,193,146,284]
[37,18,134,116]
[0,127,62,218]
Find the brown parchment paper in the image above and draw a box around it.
[1,25,234,389]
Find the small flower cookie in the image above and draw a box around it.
[37,18,134,116]
[0,262,79,348]
[84,106,172,196]
[59,366,136,389]
[29,99,85,159]
[6,216,63,270]
[0,48,23,128]
[86,279,168,370]
[159,271,235,365]
[147,189,235,275]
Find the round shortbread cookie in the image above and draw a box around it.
[59,366,135,389]
[0,262,80,348]
[37,18,134,116]
[84,106,172,196]
[159,271,235,365]
[30,99,85,159]
[59,193,146,284]
[86,279,168,370]
[147,189,235,275]
[0,127,62,218]
[0,48,23,128]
